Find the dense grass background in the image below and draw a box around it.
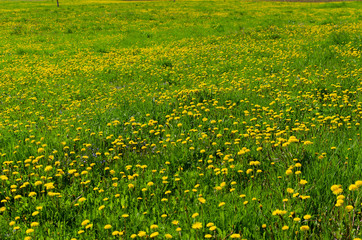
[0,0,361,239]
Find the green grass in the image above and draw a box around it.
[0,0,361,239]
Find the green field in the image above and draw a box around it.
[0,0,361,239]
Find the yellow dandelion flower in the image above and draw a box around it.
[104,224,112,229]
[346,205,354,212]
[30,222,39,227]
[303,215,311,220]
[300,225,309,231]
[230,233,241,238]
[150,224,158,229]
[150,232,159,238]
[81,220,90,226]
[165,234,173,239]
[85,224,93,229]
[192,222,202,229]
[138,231,146,237]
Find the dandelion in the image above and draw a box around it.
[150,224,158,229]
[219,202,225,207]
[192,222,202,229]
[30,222,39,227]
[165,234,173,239]
[192,213,199,218]
[303,215,311,220]
[300,225,310,231]
[299,179,308,185]
[230,234,241,238]
[26,229,34,234]
[81,220,90,226]
[150,232,159,238]
[104,224,112,229]
[138,231,146,237]
[346,205,354,212]
[349,184,358,191]
[28,192,37,197]
[282,226,289,231]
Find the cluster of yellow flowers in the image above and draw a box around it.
[0,0,361,239]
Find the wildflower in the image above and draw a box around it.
[198,197,206,204]
[165,234,173,239]
[355,181,362,187]
[349,184,358,191]
[218,202,225,207]
[78,197,86,203]
[30,222,39,227]
[346,205,354,212]
[300,225,310,231]
[303,215,311,220]
[205,234,212,238]
[230,234,241,238]
[192,222,202,229]
[192,213,199,218]
[26,229,34,234]
[138,231,146,237]
[81,220,90,226]
[299,179,308,185]
[282,226,289,230]
[44,166,52,172]
[85,224,93,229]
[150,232,159,238]
[32,211,39,216]
[122,214,129,218]
[104,224,112,229]
[28,192,37,197]
[150,224,158,229]
[272,209,287,216]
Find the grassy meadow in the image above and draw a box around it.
[0,0,361,239]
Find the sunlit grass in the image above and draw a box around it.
[0,0,361,239]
